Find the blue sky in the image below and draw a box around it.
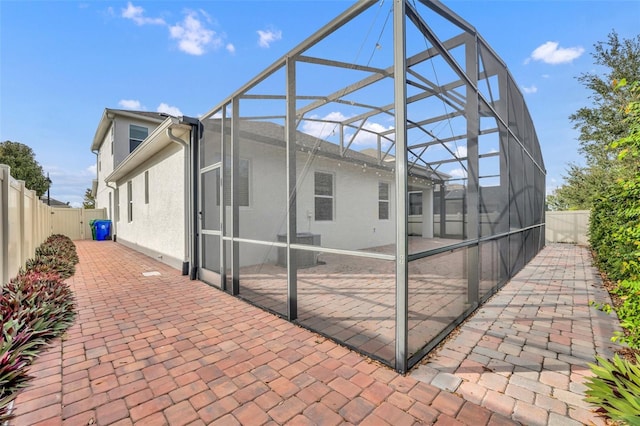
[1,0,638,207]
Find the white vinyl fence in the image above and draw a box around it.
[1,164,107,285]
[1,165,52,285]
[545,210,590,245]
[51,207,107,241]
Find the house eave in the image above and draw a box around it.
[90,108,168,152]
[105,117,191,183]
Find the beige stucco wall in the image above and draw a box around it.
[114,143,187,268]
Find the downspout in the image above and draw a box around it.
[167,123,191,276]
[105,181,118,242]
[183,118,201,280]
[94,113,117,239]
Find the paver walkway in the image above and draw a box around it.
[10,242,619,425]
[410,244,624,425]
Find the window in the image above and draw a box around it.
[314,172,334,221]
[409,191,423,215]
[127,180,133,222]
[144,171,149,204]
[110,126,114,155]
[378,182,389,220]
[216,157,250,207]
[129,124,148,153]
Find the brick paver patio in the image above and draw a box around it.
[10,241,618,425]
[411,244,623,425]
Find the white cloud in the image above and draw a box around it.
[87,164,97,175]
[257,28,282,48]
[522,85,538,94]
[302,112,347,139]
[454,145,467,158]
[448,168,467,179]
[349,121,394,147]
[301,112,394,148]
[118,99,143,110]
[157,103,183,116]
[120,4,232,57]
[526,41,584,65]
[122,2,165,26]
[169,11,222,55]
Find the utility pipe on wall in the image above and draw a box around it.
[105,181,118,241]
[167,124,191,276]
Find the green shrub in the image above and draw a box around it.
[585,354,640,426]
[611,280,640,349]
[587,80,640,423]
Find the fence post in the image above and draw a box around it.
[16,180,29,269]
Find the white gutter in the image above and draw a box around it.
[166,126,191,275]
[106,181,118,240]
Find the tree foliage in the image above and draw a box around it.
[0,141,50,197]
[548,32,640,210]
[590,79,640,345]
[586,80,640,423]
[83,188,95,209]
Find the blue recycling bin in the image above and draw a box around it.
[94,220,112,241]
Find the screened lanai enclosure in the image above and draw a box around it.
[196,0,545,373]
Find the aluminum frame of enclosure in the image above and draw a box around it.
[196,0,545,373]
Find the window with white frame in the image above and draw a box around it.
[129,124,148,153]
[216,157,250,207]
[378,182,389,220]
[409,191,422,215]
[314,171,334,221]
[127,180,133,222]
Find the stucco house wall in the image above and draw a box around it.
[91,112,435,273]
[113,143,187,269]
[94,124,114,220]
[92,110,167,224]
[200,121,435,268]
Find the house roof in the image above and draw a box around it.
[105,116,192,183]
[40,196,70,207]
[90,108,171,152]
[103,115,447,184]
[203,119,448,182]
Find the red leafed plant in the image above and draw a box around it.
[0,235,77,422]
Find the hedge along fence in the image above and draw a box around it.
[0,234,78,422]
[585,80,640,425]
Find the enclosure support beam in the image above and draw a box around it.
[465,36,480,307]
[286,56,298,321]
[219,105,228,290]
[231,98,240,296]
[394,0,409,375]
